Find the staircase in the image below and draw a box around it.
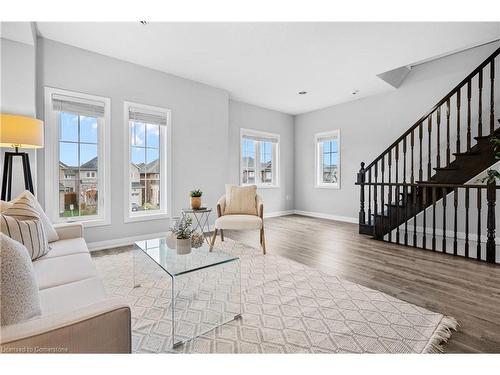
[357,47,500,264]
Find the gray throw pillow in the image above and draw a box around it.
[0,233,42,326]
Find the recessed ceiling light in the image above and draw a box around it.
[351,89,360,95]
[139,21,148,25]
[298,91,307,95]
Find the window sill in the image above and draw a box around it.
[124,212,170,223]
[56,217,111,228]
[315,184,340,190]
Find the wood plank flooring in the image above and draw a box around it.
[223,214,500,353]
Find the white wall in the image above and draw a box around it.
[36,38,230,244]
[228,100,295,214]
[294,42,500,221]
[0,36,37,198]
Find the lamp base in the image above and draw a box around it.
[1,150,34,201]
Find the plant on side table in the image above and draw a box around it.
[190,189,203,209]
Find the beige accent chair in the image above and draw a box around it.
[210,194,266,254]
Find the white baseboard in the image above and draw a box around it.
[264,210,295,218]
[293,210,358,224]
[87,231,168,252]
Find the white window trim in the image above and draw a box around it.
[44,87,111,227]
[123,101,172,223]
[315,129,341,189]
[239,128,280,188]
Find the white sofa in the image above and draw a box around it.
[0,223,131,353]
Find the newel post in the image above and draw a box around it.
[357,162,366,226]
[486,180,496,263]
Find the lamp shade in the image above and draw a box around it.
[0,114,44,149]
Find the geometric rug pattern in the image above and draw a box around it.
[92,238,457,353]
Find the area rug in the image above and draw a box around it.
[92,238,458,353]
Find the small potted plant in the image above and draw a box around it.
[172,216,194,254]
[190,189,203,210]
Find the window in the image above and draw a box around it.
[315,130,341,188]
[124,102,171,222]
[44,87,111,226]
[240,129,279,187]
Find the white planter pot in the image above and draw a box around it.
[176,238,192,255]
[166,232,177,249]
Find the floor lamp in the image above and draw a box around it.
[0,114,44,201]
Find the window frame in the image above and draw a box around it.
[315,129,341,189]
[239,128,280,188]
[123,101,172,223]
[44,87,111,227]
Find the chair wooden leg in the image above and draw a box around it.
[260,227,266,255]
[220,229,224,242]
[210,228,218,251]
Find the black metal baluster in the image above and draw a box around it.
[453,187,458,255]
[467,80,472,150]
[446,99,451,165]
[358,163,366,225]
[410,130,415,184]
[403,137,408,246]
[427,116,432,179]
[465,187,470,258]
[490,60,495,134]
[436,107,441,168]
[477,188,482,260]
[442,187,447,253]
[456,88,461,153]
[432,187,437,251]
[413,185,417,247]
[387,151,392,243]
[368,169,372,226]
[374,163,378,236]
[419,122,423,182]
[381,156,385,240]
[422,187,427,249]
[395,144,400,244]
[478,70,483,137]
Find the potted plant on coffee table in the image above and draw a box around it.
[173,216,194,254]
[190,189,203,209]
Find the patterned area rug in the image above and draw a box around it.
[92,238,458,353]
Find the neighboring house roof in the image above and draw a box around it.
[80,157,98,170]
[241,156,255,167]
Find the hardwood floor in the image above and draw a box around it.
[224,214,500,353]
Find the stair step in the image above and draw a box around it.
[434,166,459,172]
[453,151,481,157]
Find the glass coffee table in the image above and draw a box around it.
[133,237,241,349]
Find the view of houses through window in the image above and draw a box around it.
[129,121,161,213]
[316,130,340,188]
[59,112,100,218]
[240,130,279,186]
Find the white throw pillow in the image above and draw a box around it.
[1,195,50,260]
[224,184,258,215]
[12,191,59,243]
[0,233,42,326]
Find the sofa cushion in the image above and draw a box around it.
[1,233,41,326]
[33,253,97,290]
[42,238,89,259]
[39,277,107,315]
[215,214,262,230]
[224,184,258,215]
[16,191,59,242]
[1,211,49,261]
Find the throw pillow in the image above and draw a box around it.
[1,197,50,260]
[12,191,59,243]
[0,233,42,326]
[224,184,258,215]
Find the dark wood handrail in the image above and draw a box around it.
[364,46,500,171]
[355,181,499,189]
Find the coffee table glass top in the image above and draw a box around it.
[134,238,238,277]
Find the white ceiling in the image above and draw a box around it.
[36,22,500,115]
[1,22,34,45]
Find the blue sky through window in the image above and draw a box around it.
[59,112,98,167]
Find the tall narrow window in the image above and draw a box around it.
[240,129,279,187]
[44,88,111,226]
[315,130,341,188]
[125,102,170,222]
